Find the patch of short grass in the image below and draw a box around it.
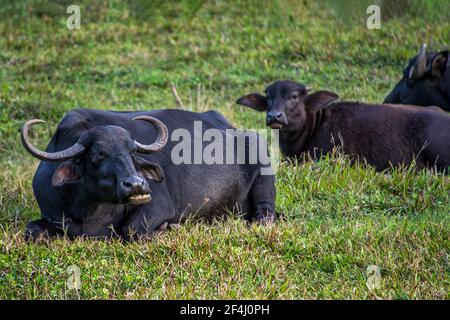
[0,0,449,299]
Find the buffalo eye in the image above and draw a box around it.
[290,93,299,100]
[92,150,106,164]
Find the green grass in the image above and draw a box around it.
[0,0,449,299]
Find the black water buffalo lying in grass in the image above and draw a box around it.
[237,80,450,172]
[384,44,450,111]
[22,109,276,241]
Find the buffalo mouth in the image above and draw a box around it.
[268,122,284,129]
[127,193,151,206]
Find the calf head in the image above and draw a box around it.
[22,116,168,206]
[237,80,339,132]
[384,44,450,110]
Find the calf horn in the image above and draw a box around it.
[21,119,86,162]
[133,116,168,153]
[409,43,427,79]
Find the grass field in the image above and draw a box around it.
[0,0,449,299]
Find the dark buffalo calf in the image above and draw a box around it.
[237,80,450,172]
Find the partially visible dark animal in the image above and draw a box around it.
[22,109,276,241]
[384,44,450,111]
[237,80,450,172]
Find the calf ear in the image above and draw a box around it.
[431,51,449,78]
[140,162,164,183]
[236,93,268,112]
[52,161,81,187]
[304,91,339,109]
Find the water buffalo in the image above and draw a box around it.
[384,44,450,111]
[237,80,450,172]
[22,109,276,241]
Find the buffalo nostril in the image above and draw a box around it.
[267,112,276,120]
[122,177,146,192]
[122,180,132,188]
[268,112,284,120]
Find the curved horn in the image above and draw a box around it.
[21,119,85,162]
[133,116,168,153]
[410,44,428,79]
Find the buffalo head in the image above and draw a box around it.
[21,116,168,206]
[384,44,450,111]
[236,80,339,131]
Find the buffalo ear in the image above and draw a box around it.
[304,91,339,110]
[431,51,449,78]
[52,161,81,187]
[140,162,164,183]
[236,93,268,112]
